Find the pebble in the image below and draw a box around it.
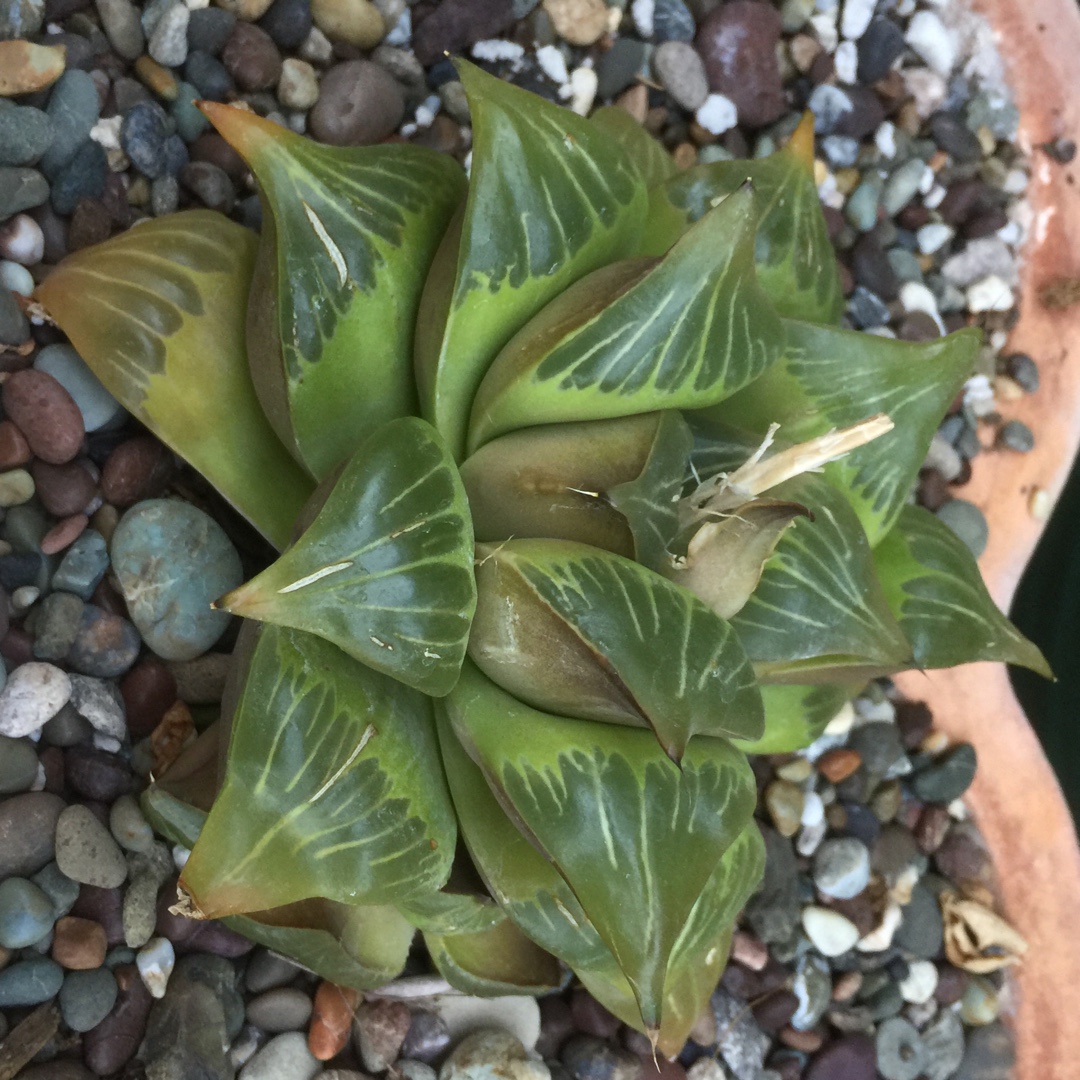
[0,468,34,507]
[97,0,146,59]
[765,779,804,837]
[898,959,938,1005]
[790,952,831,1030]
[0,876,56,948]
[52,914,108,968]
[309,59,405,145]
[0,661,72,737]
[32,460,98,518]
[912,743,977,803]
[935,499,989,559]
[278,57,319,110]
[137,934,175,997]
[110,794,155,853]
[216,0,275,19]
[189,6,236,52]
[697,2,786,129]
[34,592,86,662]
[50,531,108,601]
[121,101,171,180]
[149,1,190,66]
[812,838,871,899]
[801,906,860,957]
[34,344,123,433]
[0,105,53,169]
[60,965,118,1031]
[0,41,67,97]
[355,997,412,1071]
[0,734,39,793]
[310,0,383,46]
[965,274,1014,313]
[241,1030,322,1080]
[921,1010,966,1080]
[260,0,313,48]
[222,20,283,90]
[0,956,64,1006]
[905,10,956,76]
[40,71,101,182]
[0,791,65,878]
[68,673,127,741]
[696,94,739,136]
[310,980,358,1059]
[650,41,707,111]
[894,882,944,958]
[4,369,85,466]
[247,986,314,1031]
[55,803,129,888]
[0,213,45,264]
[0,0,43,38]
[0,166,49,221]
[83,962,153,1075]
[68,604,142,678]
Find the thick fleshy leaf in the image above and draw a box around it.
[873,505,1051,676]
[589,105,678,190]
[446,661,757,1031]
[425,919,564,996]
[217,416,476,696]
[141,786,415,988]
[398,890,503,936]
[34,211,312,549]
[708,320,980,544]
[178,623,456,919]
[728,476,913,681]
[640,114,842,323]
[467,187,784,452]
[415,61,647,459]
[459,413,664,557]
[607,410,693,569]
[469,539,764,759]
[665,499,811,619]
[733,682,858,754]
[201,104,466,480]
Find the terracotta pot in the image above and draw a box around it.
[894,2,1080,1077]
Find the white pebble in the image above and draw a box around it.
[535,44,569,86]
[924,433,963,481]
[687,1061,728,1080]
[966,274,1015,312]
[824,701,855,737]
[470,39,524,63]
[874,121,897,159]
[90,115,123,152]
[902,68,947,118]
[857,901,903,952]
[631,0,654,38]
[31,761,47,791]
[413,95,440,129]
[917,222,954,254]
[797,818,827,857]
[172,844,191,870]
[802,906,860,957]
[569,66,598,117]
[853,694,896,723]
[384,7,410,47]
[0,260,34,297]
[137,936,176,998]
[695,93,739,136]
[905,10,957,75]
[834,40,858,84]
[0,214,45,265]
[809,12,839,52]
[963,373,996,416]
[800,790,825,828]
[899,281,943,325]
[923,183,947,209]
[840,0,875,40]
[11,586,39,612]
[93,732,123,753]
[0,662,72,738]
[900,960,939,1004]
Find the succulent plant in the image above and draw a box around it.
[36,63,1048,1052]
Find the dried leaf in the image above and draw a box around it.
[941,889,1028,973]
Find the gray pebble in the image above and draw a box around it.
[709,989,770,1080]
[41,703,93,747]
[187,5,236,53]
[653,41,708,111]
[0,0,43,37]
[52,529,110,600]
[34,344,124,434]
[0,876,56,948]
[401,1009,451,1062]
[996,419,1034,453]
[941,237,1017,289]
[60,966,119,1031]
[245,948,304,993]
[95,0,146,59]
[40,71,101,181]
[0,956,63,1006]
[246,986,314,1032]
[1004,352,1038,393]
[597,37,648,101]
[240,1031,321,1080]
[151,173,181,217]
[882,158,928,216]
[0,734,39,793]
[0,791,65,878]
[813,837,871,899]
[31,861,80,918]
[149,0,190,66]
[652,0,695,42]
[0,661,72,738]
[110,794,155,853]
[936,498,989,558]
[876,1017,926,1080]
[894,881,944,958]
[34,593,87,663]
[55,803,129,888]
[808,84,853,134]
[848,722,908,778]
[123,842,173,947]
[69,673,127,741]
[0,166,49,223]
[450,1030,552,1080]
[789,951,831,1031]
[50,139,108,216]
[921,1010,966,1080]
[0,285,28,345]
[912,743,977,803]
[0,104,54,168]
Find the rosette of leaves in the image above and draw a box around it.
[36,63,1049,1052]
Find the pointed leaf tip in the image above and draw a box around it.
[787,112,816,174]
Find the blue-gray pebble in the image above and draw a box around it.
[40,70,101,180]
[0,103,54,168]
[60,966,119,1031]
[0,877,56,948]
[0,735,37,793]
[110,499,242,661]
[52,529,110,600]
[0,956,64,1006]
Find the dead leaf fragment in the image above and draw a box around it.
[151,699,197,777]
[941,889,1028,973]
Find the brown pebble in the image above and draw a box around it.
[0,41,67,96]
[3,369,85,465]
[133,55,178,99]
[52,915,108,970]
[779,1026,823,1053]
[120,659,178,738]
[817,748,862,784]
[0,419,32,469]
[70,884,125,947]
[832,969,862,1001]
[41,513,89,555]
[68,198,113,251]
[30,458,97,517]
[83,963,153,1075]
[752,989,798,1032]
[915,805,952,853]
[309,59,405,146]
[309,981,359,1061]
[934,963,968,1005]
[101,436,171,507]
[730,930,769,971]
[222,22,282,91]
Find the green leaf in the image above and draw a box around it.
[728,476,913,681]
[709,320,980,544]
[446,661,757,1033]
[425,919,564,996]
[733,682,858,754]
[459,412,664,558]
[640,115,842,323]
[217,416,476,696]
[140,785,415,989]
[873,505,1052,676]
[398,890,503,937]
[34,211,313,549]
[589,105,678,190]
[607,410,694,569]
[202,104,466,480]
[415,60,647,460]
[178,623,456,919]
[467,187,784,452]
[469,538,764,759]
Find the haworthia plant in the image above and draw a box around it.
[37,60,1049,1054]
